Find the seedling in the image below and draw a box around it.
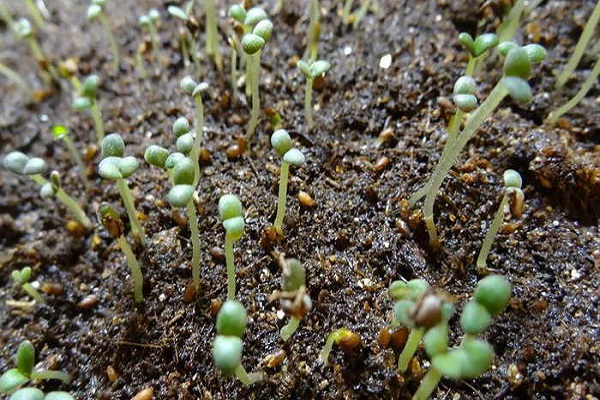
[51,125,91,190]
[98,203,144,303]
[166,157,202,291]
[218,194,245,300]
[98,134,146,244]
[411,275,511,400]
[72,74,105,145]
[87,0,120,72]
[276,258,312,341]
[341,0,373,29]
[14,18,56,86]
[271,129,306,235]
[8,388,74,400]
[304,0,320,60]
[476,169,524,271]
[242,17,273,140]
[168,2,200,73]
[139,9,161,54]
[11,267,44,303]
[212,300,263,385]
[204,0,222,71]
[23,0,46,29]
[180,77,209,186]
[0,340,70,394]
[419,42,546,247]
[227,36,239,102]
[318,328,362,366]
[296,59,331,129]
[3,152,92,228]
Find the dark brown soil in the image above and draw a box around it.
[1,0,598,399]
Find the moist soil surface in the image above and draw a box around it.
[0,0,599,399]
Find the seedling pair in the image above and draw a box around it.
[0,340,70,394]
[3,152,92,228]
[87,0,120,72]
[218,195,245,300]
[98,203,144,303]
[168,2,200,73]
[271,130,306,235]
[212,300,263,385]
[139,9,161,54]
[297,59,331,129]
[277,258,312,341]
[11,267,44,303]
[72,74,105,145]
[98,134,146,244]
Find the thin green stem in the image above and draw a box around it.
[70,76,82,94]
[274,161,290,235]
[180,33,190,68]
[189,34,202,77]
[22,283,44,303]
[465,56,477,77]
[549,56,600,125]
[30,174,92,228]
[24,0,45,29]
[225,234,236,300]
[555,0,600,89]
[412,367,442,400]
[62,136,91,191]
[147,22,160,53]
[423,81,508,247]
[304,0,319,60]
[187,199,201,291]
[280,317,301,341]
[234,364,263,386]
[205,0,222,71]
[230,42,238,102]
[116,178,146,244]
[398,328,424,373]
[0,61,33,98]
[117,235,144,303]
[245,50,261,140]
[99,12,120,73]
[135,47,147,79]
[0,4,16,32]
[90,98,105,145]
[318,331,338,365]
[476,193,509,270]
[30,370,71,383]
[192,95,204,186]
[498,0,526,43]
[343,0,354,24]
[305,78,314,129]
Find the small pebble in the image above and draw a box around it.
[131,387,153,400]
[373,156,390,172]
[78,294,98,309]
[379,54,392,69]
[264,349,287,368]
[106,365,118,382]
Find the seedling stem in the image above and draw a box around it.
[411,368,442,400]
[116,235,143,302]
[280,317,301,341]
[98,13,120,72]
[116,178,146,244]
[274,161,289,234]
[187,199,201,290]
[398,328,424,372]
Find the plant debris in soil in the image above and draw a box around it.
[0,0,598,399]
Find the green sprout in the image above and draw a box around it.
[3,152,92,228]
[296,59,331,129]
[98,203,144,303]
[409,32,499,207]
[51,125,91,190]
[166,157,202,292]
[14,18,57,86]
[271,129,306,235]
[180,77,209,186]
[304,0,320,60]
[87,0,120,73]
[72,74,105,145]
[412,275,511,400]
[389,279,454,372]
[212,300,264,385]
[277,258,312,341]
[227,36,239,102]
[0,340,71,395]
[11,267,44,303]
[204,0,222,71]
[98,133,146,244]
[341,0,374,28]
[168,2,200,73]
[476,169,524,271]
[496,0,527,43]
[9,388,74,400]
[139,9,161,54]
[242,17,273,140]
[418,42,545,247]
[218,194,245,300]
[318,328,362,366]
[23,0,46,29]
[554,1,600,90]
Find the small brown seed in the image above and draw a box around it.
[78,294,98,309]
[373,156,390,172]
[264,349,287,368]
[66,220,86,236]
[41,282,64,296]
[183,284,197,303]
[337,331,362,351]
[297,191,315,207]
[106,365,118,382]
[210,246,225,262]
[199,148,211,164]
[413,294,442,328]
[209,298,222,318]
[131,387,154,400]
[226,144,242,160]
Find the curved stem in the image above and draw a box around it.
[99,12,120,73]
[234,364,263,386]
[225,235,235,300]
[280,317,301,341]
[274,161,290,235]
[117,178,146,245]
[245,50,261,140]
[30,370,71,383]
[549,56,600,125]
[117,235,143,303]
[412,368,442,400]
[318,330,338,366]
[22,283,44,303]
[476,193,509,270]
[423,81,508,247]
[498,0,526,43]
[187,199,201,291]
[305,78,314,129]
[398,328,424,373]
[555,0,600,89]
